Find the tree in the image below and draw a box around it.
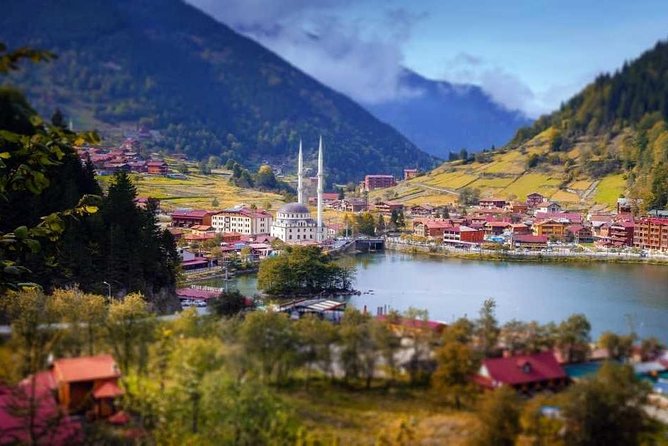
[209,290,248,317]
[557,314,591,363]
[459,148,468,162]
[295,315,337,385]
[597,331,634,361]
[211,197,219,208]
[104,293,155,375]
[472,386,521,446]
[51,288,106,357]
[255,164,277,190]
[561,362,653,446]
[50,108,66,129]
[458,187,480,206]
[376,214,386,234]
[431,318,478,409]
[476,298,500,357]
[402,307,433,385]
[239,311,297,384]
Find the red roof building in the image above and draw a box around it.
[171,210,217,228]
[146,160,169,175]
[364,175,396,191]
[634,217,668,251]
[475,352,568,391]
[512,234,548,249]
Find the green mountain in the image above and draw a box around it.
[506,39,668,210]
[371,39,668,212]
[0,0,436,184]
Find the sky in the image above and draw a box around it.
[187,0,668,117]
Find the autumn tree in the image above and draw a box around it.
[472,386,521,446]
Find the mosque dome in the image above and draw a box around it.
[277,203,310,215]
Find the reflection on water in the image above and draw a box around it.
[195,252,668,342]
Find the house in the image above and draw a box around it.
[364,175,396,191]
[484,221,512,236]
[532,219,568,239]
[526,192,545,208]
[478,198,507,209]
[535,201,562,214]
[211,207,273,235]
[146,160,169,175]
[510,223,531,235]
[413,220,452,238]
[308,192,339,205]
[52,355,123,418]
[633,217,668,251]
[535,212,583,224]
[170,209,217,228]
[566,224,593,243]
[442,225,485,245]
[403,168,419,180]
[607,220,635,247]
[512,234,548,250]
[374,201,404,216]
[339,198,368,213]
[408,204,435,217]
[506,201,528,214]
[474,352,568,391]
[190,225,215,236]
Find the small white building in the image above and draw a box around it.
[270,203,319,243]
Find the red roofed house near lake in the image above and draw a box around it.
[52,354,123,418]
[474,352,568,392]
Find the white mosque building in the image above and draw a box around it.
[270,137,326,244]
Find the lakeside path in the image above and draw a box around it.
[385,239,668,266]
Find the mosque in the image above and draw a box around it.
[270,137,326,244]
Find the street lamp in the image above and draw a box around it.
[102,281,111,300]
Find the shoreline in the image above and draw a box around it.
[384,240,668,266]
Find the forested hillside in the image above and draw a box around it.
[507,39,668,210]
[0,0,436,183]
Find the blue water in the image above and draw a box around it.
[203,251,668,342]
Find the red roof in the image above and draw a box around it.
[513,234,548,244]
[535,212,582,223]
[480,352,566,386]
[53,354,121,383]
[108,410,131,425]
[171,209,213,219]
[93,380,124,399]
[176,287,220,300]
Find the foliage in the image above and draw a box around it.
[458,187,480,206]
[509,39,668,210]
[556,314,591,363]
[209,289,249,317]
[257,246,354,296]
[561,362,654,446]
[472,386,521,446]
[476,298,500,357]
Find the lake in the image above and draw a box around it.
[201,251,668,342]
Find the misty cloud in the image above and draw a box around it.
[443,52,554,118]
[186,0,425,104]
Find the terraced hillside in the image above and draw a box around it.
[372,129,629,211]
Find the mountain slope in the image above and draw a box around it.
[375,39,668,212]
[0,0,436,184]
[366,70,532,158]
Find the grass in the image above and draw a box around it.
[551,190,581,203]
[501,173,562,200]
[405,193,458,206]
[569,180,592,191]
[593,174,626,208]
[98,172,284,212]
[281,381,476,445]
[422,171,477,189]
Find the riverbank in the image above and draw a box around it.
[385,240,668,266]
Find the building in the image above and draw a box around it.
[339,198,368,213]
[484,221,512,236]
[146,160,169,175]
[474,352,568,391]
[442,225,485,245]
[526,192,545,208]
[512,234,548,250]
[52,355,123,417]
[403,168,419,180]
[364,175,396,191]
[536,201,562,214]
[413,220,452,238]
[374,201,404,216]
[608,220,635,247]
[479,198,507,209]
[170,209,216,228]
[634,217,668,251]
[534,212,583,224]
[211,207,273,235]
[566,224,593,243]
[271,138,326,243]
[533,219,568,239]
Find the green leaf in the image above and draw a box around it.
[14,226,28,239]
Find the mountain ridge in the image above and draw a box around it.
[0,0,437,184]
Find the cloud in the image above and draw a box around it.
[442,52,553,118]
[185,0,425,104]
